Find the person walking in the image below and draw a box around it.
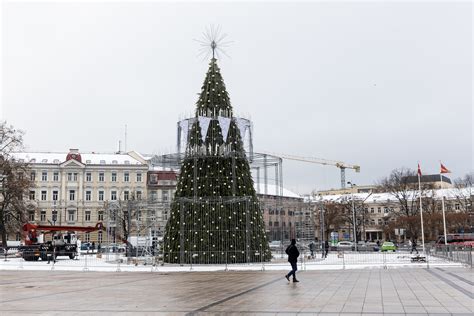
[309,241,315,258]
[47,242,55,264]
[410,238,418,254]
[284,239,300,283]
[324,240,329,258]
[91,242,96,253]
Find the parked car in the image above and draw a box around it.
[268,241,282,250]
[336,241,354,250]
[80,242,91,251]
[381,241,397,252]
[358,242,379,252]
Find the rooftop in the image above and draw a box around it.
[11,151,144,166]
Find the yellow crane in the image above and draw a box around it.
[264,152,360,189]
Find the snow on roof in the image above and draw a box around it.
[306,187,473,203]
[11,152,145,165]
[254,183,301,199]
[149,165,179,172]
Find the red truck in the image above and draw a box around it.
[18,222,104,261]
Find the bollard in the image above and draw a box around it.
[116,258,121,272]
[426,251,429,269]
[18,257,24,270]
[225,252,228,272]
[83,253,89,272]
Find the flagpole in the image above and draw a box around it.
[440,173,448,246]
[418,169,425,254]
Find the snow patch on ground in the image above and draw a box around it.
[0,252,463,273]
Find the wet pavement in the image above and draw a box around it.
[0,267,472,315]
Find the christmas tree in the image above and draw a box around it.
[163,58,271,264]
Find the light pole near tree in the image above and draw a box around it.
[347,182,358,251]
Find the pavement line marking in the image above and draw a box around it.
[186,275,286,315]
[425,269,473,299]
[435,268,474,286]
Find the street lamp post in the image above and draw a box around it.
[347,182,358,251]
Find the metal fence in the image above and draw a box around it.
[1,245,467,272]
[428,245,473,268]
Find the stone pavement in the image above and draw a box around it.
[0,267,472,315]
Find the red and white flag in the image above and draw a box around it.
[417,163,422,176]
[440,163,451,174]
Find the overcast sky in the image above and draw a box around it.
[1,1,472,194]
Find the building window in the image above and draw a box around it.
[73,173,78,181]
[150,190,157,201]
[136,173,142,182]
[111,172,117,182]
[148,210,156,221]
[68,172,72,181]
[136,191,142,200]
[85,232,90,242]
[111,191,117,200]
[28,211,35,221]
[69,190,75,201]
[455,204,460,210]
[53,172,59,181]
[52,191,58,201]
[98,191,104,201]
[99,172,104,182]
[85,211,91,222]
[98,231,103,243]
[30,172,36,181]
[52,210,58,222]
[41,190,47,201]
[29,191,35,200]
[136,210,142,221]
[40,211,46,222]
[370,208,374,213]
[378,207,381,213]
[378,219,383,225]
[162,190,169,201]
[98,211,104,221]
[41,171,47,181]
[86,172,92,182]
[85,191,91,201]
[124,191,129,201]
[124,172,129,182]
[68,210,75,222]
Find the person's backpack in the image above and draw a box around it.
[285,245,291,255]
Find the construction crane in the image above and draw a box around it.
[264,152,360,189]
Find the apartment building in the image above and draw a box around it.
[11,149,148,242]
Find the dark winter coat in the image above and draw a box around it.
[324,241,329,250]
[285,244,299,263]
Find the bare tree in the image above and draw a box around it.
[451,173,473,213]
[0,122,32,248]
[377,168,421,217]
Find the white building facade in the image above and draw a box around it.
[12,149,148,243]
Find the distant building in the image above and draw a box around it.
[315,185,376,196]
[404,174,453,189]
[10,149,148,243]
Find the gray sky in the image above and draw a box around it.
[1,1,472,194]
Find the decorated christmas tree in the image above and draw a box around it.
[163,56,271,264]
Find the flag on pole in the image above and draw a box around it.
[440,163,451,174]
[417,163,422,176]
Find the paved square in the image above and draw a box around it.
[0,268,472,315]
